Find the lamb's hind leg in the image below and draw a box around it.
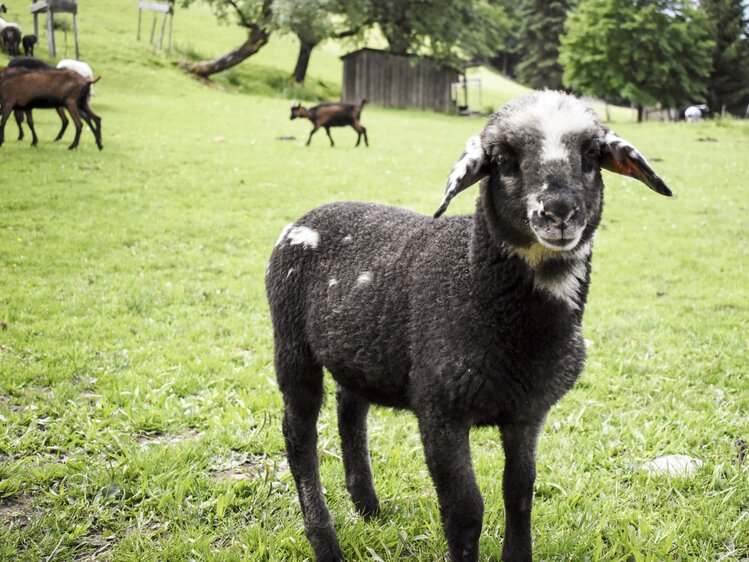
[336,385,379,519]
[278,351,342,562]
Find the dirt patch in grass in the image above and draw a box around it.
[211,452,289,485]
[133,427,202,447]
[0,494,36,530]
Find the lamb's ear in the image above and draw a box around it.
[434,135,489,218]
[600,130,673,197]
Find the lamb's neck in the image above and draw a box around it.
[471,194,593,316]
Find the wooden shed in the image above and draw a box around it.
[341,48,459,113]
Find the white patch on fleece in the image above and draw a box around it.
[342,235,353,244]
[356,272,372,284]
[508,91,598,162]
[275,223,293,247]
[286,226,320,249]
[328,278,339,287]
[533,260,588,311]
[286,268,295,279]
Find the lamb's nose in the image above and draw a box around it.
[540,202,577,226]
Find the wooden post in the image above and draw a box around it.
[158,10,167,50]
[46,11,54,58]
[73,13,79,59]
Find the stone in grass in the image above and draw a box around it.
[640,454,703,476]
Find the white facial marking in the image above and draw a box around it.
[526,193,545,218]
[356,272,372,284]
[275,223,293,247]
[286,226,320,249]
[508,91,598,163]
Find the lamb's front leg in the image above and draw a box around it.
[418,415,483,562]
[499,420,545,562]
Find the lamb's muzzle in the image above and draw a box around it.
[266,90,672,562]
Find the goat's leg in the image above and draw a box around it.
[279,356,342,562]
[0,107,12,146]
[353,122,368,147]
[14,110,24,141]
[24,110,39,147]
[306,126,320,146]
[499,420,545,562]
[65,101,84,150]
[324,126,334,147]
[54,108,69,142]
[335,385,379,519]
[78,106,103,150]
[418,415,483,562]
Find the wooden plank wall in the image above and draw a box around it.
[342,50,458,113]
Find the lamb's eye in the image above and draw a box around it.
[499,144,520,175]
[581,142,600,172]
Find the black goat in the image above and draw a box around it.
[290,99,368,147]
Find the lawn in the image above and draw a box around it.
[1,1,748,560]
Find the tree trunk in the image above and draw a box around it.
[181,0,273,78]
[293,40,315,85]
[182,26,270,77]
[636,104,644,123]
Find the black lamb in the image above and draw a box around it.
[265,90,672,562]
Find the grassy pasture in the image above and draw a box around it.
[2,1,749,560]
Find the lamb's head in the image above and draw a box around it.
[435,91,672,256]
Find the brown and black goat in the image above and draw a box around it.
[290,99,368,147]
[7,57,69,143]
[0,67,102,150]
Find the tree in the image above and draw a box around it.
[560,0,714,121]
[354,0,510,66]
[516,0,577,89]
[275,0,369,85]
[700,0,749,114]
[180,0,274,78]
[489,0,524,77]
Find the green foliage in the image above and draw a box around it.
[515,0,576,90]
[353,0,511,66]
[701,0,749,114]
[560,0,715,109]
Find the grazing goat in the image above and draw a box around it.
[22,34,35,56]
[290,99,368,147]
[7,57,70,142]
[0,68,102,150]
[266,91,672,562]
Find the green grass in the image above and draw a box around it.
[2,1,749,560]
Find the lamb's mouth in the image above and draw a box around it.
[534,229,584,252]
